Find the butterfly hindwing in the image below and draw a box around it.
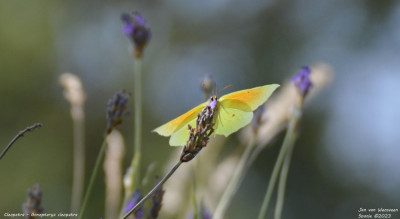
[169,118,197,146]
[214,104,253,136]
[214,84,280,136]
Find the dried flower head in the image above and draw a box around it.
[125,190,144,219]
[121,12,151,58]
[59,73,86,121]
[106,90,131,134]
[59,73,86,106]
[148,178,165,219]
[291,66,313,98]
[23,184,44,217]
[104,130,125,219]
[180,98,216,162]
[201,75,215,99]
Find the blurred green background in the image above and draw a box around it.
[0,0,399,218]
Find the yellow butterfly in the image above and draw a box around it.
[153,84,280,146]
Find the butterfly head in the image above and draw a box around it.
[207,94,218,110]
[207,84,232,109]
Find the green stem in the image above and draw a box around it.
[118,57,143,219]
[257,105,301,219]
[133,57,142,187]
[79,133,108,219]
[274,132,296,219]
[122,160,183,219]
[192,173,200,219]
[214,142,255,219]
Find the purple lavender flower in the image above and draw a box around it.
[202,210,212,219]
[125,190,144,219]
[106,90,130,134]
[291,66,313,98]
[121,12,151,57]
[186,203,212,219]
[148,178,165,219]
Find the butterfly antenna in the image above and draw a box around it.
[217,84,233,97]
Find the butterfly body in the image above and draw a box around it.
[154,84,279,146]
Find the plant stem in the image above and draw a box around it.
[0,123,42,160]
[119,56,143,218]
[71,107,85,213]
[79,133,108,219]
[132,57,142,188]
[274,132,296,219]
[257,105,301,219]
[214,142,255,219]
[192,173,200,219]
[122,160,183,219]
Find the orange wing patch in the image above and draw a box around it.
[219,84,279,112]
[153,102,206,136]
